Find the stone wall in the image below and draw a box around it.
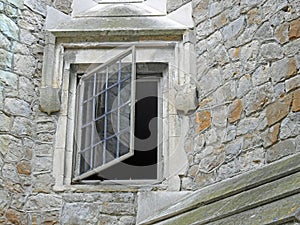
[0,0,137,224]
[182,0,300,190]
[0,0,300,224]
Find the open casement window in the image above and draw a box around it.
[73,46,136,182]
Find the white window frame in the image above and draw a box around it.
[52,42,188,190]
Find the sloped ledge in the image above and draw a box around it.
[139,154,300,225]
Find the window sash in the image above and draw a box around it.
[73,46,136,182]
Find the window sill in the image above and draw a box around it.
[53,182,167,193]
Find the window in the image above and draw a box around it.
[72,46,163,183]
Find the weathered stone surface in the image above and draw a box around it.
[24,194,62,211]
[238,147,265,171]
[221,16,245,40]
[261,42,283,60]
[17,161,32,175]
[212,82,236,106]
[279,113,300,140]
[19,29,36,45]
[196,110,211,132]
[175,85,198,115]
[2,163,20,182]
[0,49,13,69]
[270,58,293,84]
[198,146,225,172]
[275,22,289,44]
[4,137,23,163]
[0,71,17,92]
[5,0,23,8]
[287,57,297,78]
[119,216,136,225]
[198,68,222,96]
[254,22,273,40]
[292,89,300,112]
[0,33,10,50]
[208,1,223,18]
[0,189,10,215]
[6,209,21,225]
[240,41,259,71]
[11,42,30,55]
[262,123,280,148]
[11,117,33,136]
[193,0,209,24]
[252,64,270,86]
[224,138,243,158]
[0,14,19,40]
[32,173,53,193]
[247,7,261,25]
[266,97,292,126]
[237,117,259,135]
[211,106,227,128]
[289,18,300,40]
[228,99,243,123]
[141,155,300,225]
[243,83,274,116]
[283,38,300,56]
[266,139,296,162]
[223,125,236,143]
[13,54,36,77]
[137,191,190,224]
[285,75,300,92]
[61,203,103,224]
[4,98,31,117]
[0,135,21,159]
[237,74,252,97]
[211,12,227,29]
[102,202,136,216]
[0,112,12,132]
[32,156,52,173]
[19,76,36,102]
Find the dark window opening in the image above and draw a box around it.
[88,78,159,180]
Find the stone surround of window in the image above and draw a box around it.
[47,40,194,191]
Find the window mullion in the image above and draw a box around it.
[117,59,121,158]
[130,46,136,155]
[90,74,97,170]
[103,66,109,165]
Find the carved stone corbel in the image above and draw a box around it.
[39,7,71,115]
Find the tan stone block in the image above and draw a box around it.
[262,123,280,148]
[292,89,300,112]
[266,96,292,126]
[275,23,289,44]
[6,209,21,225]
[188,165,199,177]
[16,162,31,175]
[212,13,227,29]
[228,99,243,123]
[233,47,240,59]
[289,18,300,40]
[196,111,211,132]
[247,8,261,25]
[287,57,297,78]
[198,97,213,108]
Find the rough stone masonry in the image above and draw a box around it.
[0,0,299,224]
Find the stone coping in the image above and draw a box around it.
[140,153,300,224]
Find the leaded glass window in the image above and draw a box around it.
[73,47,136,181]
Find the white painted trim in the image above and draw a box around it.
[71,0,98,16]
[50,39,192,190]
[167,2,194,28]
